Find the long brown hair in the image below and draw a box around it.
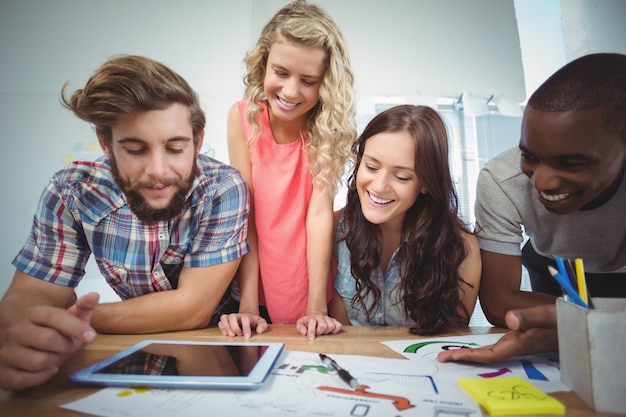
[340,105,472,335]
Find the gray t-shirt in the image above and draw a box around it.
[475,147,626,274]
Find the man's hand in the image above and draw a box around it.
[295,313,342,340]
[218,313,268,338]
[0,292,99,391]
[437,304,558,364]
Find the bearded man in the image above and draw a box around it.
[0,55,249,391]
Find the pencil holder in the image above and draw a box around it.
[556,297,626,414]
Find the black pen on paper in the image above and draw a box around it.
[319,353,360,389]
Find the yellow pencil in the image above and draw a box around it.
[574,258,588,305]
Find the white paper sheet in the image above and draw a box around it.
[381,333,567,393]
[63,350,481,417]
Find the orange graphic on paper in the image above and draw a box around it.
[317,384,415,410]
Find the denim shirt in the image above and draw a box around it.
[333,218,415,326]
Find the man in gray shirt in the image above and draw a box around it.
[439,53,626,363]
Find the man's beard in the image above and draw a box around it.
[109,155,197,224]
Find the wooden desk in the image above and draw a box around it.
[0,325,619,417]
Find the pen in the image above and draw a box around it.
[547,265,588,308]
[319,353,360,389]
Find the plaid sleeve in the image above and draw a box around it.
[12,176,91,287]
[184,169,250,267]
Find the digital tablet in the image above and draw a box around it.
[68,340,284,390]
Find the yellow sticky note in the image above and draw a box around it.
[460,376,565,415]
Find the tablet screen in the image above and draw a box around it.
[68,340,284,390]
[95,343,268,377]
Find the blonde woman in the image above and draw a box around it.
[218,0,356,339]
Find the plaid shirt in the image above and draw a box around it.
[13,154,249,312]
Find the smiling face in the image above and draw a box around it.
[263,40,326,130]
[519,106,626,214]
[356,131,427,231]
[98,103,202,223]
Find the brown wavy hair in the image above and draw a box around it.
[339,105,472,335]
[61,54,205,146]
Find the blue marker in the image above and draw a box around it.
[556,257,578,291]
[547,266,588,308]
[555,258,570,282]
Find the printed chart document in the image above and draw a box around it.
[381,333,567,393]
[64,334,567,417]
[63,350,480,417]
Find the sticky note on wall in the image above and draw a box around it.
[64,141,103,164]
[460,376,565,415]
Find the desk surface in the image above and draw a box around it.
[0,325,619,417]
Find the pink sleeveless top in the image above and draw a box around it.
[237,100,312,323]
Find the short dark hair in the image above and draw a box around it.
[527,53,626,141]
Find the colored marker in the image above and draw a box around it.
[555,258,572,287]
[574,258,588,305]
[547,266,588,308]
[563,259,578,292]
[556,258,578,291]
[555,258,576,299]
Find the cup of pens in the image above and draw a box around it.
[554,258,626,414]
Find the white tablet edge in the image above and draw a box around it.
[68,340,285,390]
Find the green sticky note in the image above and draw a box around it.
[460,376,565,415]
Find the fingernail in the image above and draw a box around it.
[83,329,96,342]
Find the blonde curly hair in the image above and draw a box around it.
[242,0,356,194]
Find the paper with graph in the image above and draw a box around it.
[381,333,567,393]
[63,350,481,417]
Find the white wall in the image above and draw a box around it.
[514,0,567,101]
[514,0,626,102]
[252,0,526,99]
[560,0,626,60]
